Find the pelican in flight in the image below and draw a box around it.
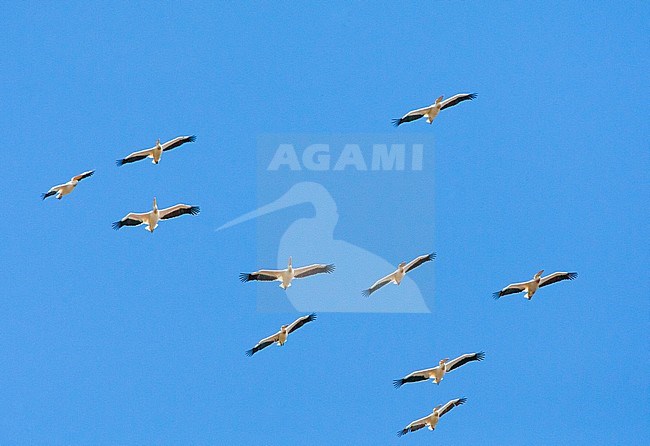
[493,270,578,300]
[246,313,316,356]
[112,197,200,232]
[240,257,335,289]
[392,93,477,126]
[362,253,435,296]
[41,170,95,200]
[394,352,485,388]
[397,398,466,437]
[116,135,196,166]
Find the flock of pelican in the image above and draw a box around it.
[41,93,579,437]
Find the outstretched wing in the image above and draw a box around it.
[162,135,196,152]
[362,272,394,297]
[445,352,485,372]
[286,313,317,334]
[293,263,335,279]
[438,397,467,417]
[493,281,529,299]
[397,415,429,437]
[404,252,436,273]
[539,272,578,288]
[112,212,148,230]
[245,333,279,356]
[159,204,200,220]
[116,147,153,166]
[393,367,436,388]
[439,93,477,110]
[239,269,283,283]
[71,170,95,182]
[392,106,431,126]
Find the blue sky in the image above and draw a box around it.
[1,2,648,444]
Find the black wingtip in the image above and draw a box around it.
[115,159,125,166]
[187,135,197,143]
[568,272,578,280]
[245,349,255,357]
[476,351,486,361]
[361,289,372,297]
[393,379,404,389]
[306,313,317,322]
[468,93,478,100]
[189,206,200,215]
[325,264,335,274]
[239,273,251,283]
[492,291,501,300]
[112,221,122,230]
[391,118,402,127]
[428,252,437,261]
[397,429,407,437]
[458,397,467,405]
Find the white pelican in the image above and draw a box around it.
[493,270,578,300]
[394,352,485,388]
[392,93,477,126]
[240,257,335,289]
[116,135,196,166]
[397,397,466,437]
[246,313,316,356]
[362,253,435,296]
[41,170,94,200]
[112,197,200,232]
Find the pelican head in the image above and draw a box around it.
[398,262,407,270]
[152,197,158,210]
[440,358,449,366]
[280,324,288,332]
[534,270,544,280]
[288,256,293,269]
[435,95,443,104]
[156,138,161,146]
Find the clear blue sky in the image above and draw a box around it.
[1,2,648,445]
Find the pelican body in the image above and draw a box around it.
[392,93,477,126]
[41,170,94,200]
[116,135,196,166]
[394,352,485,388]
[398,398,466,437]
[240,257,335,289]
[246,314,317,356]
[493,270,578,300]
[363,253,435,296]
[112,197,200,232]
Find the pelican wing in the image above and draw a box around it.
[245,332,280,356]
[71,170,95,182]
[286,313,316,334]
[439,93,477,111]
[159,204,200,220]
[404,252,436,273]
[493,280,529,299]
[161,135,196,152]
[239,269,283,283]
[397,415,429,437]
[445,352,485,372]
[293,263,335,279]
[41,184,64,200]
[393,367,437,388]
[392,106,431,127]
[539,272,578,288]
[438,397,467,418]
[116,147,153,166]
[112,212,148,230]
[362,272,394,297]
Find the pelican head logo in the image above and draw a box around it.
[219,181,432,313]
